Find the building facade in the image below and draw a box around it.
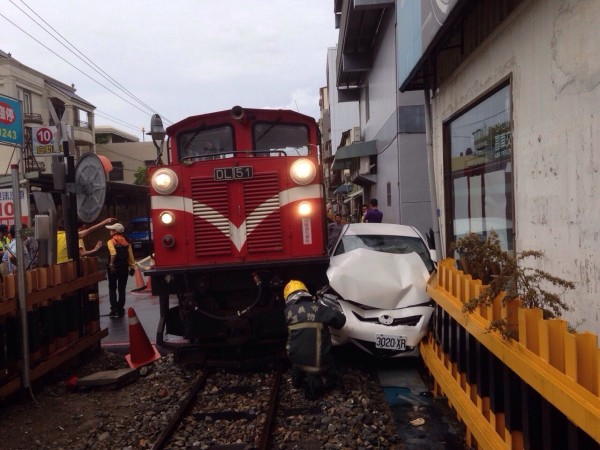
[399,0,600,334]
[0,49,95,175]
[329,1,433,238]
[0,50,149,226]
[95,126,156,185]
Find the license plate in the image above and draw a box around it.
[214,166,253,181]
[133,242,142,248]
[375,334,407,350]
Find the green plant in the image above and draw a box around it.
[95,134,110,144]
[133,165,148,186]
[455,231,575,339]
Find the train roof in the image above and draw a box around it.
[166,107,317,135]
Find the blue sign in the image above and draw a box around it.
[0,95,23,147]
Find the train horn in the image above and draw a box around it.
[231,105,245,120]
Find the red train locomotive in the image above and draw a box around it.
[147,106,329,357]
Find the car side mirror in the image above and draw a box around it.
[430,249,438,263]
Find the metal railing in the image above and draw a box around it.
[422,258,600,449]
[23,113,43,124]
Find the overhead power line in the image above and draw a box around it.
[94,110,145,134]
[0,13,152,115]
[12,0,167,121]
[1,2,173,129]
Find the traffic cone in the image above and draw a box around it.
[143,275,152,293]
[125,307,161,369]
[132,265,146,292]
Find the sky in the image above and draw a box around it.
[1,0,339,141]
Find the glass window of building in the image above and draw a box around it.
[445,83,513,252]
[109,161,124,181]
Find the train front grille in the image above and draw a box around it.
[191,178,231,257]
[244,172,283,253]
[190,172,283,258]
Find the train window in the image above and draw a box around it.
[254,123,309,156]
[178,125,234,161]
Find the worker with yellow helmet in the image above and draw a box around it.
[283,279,346,400]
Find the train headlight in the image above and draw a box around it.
[290,159,316,185]
[159,211,175,226]
[298,201,312,217]
[151,168,179,195]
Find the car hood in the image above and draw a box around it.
[327,248,431,310]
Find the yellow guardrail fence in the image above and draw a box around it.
[422,258,600,449]
[0,258,107,399]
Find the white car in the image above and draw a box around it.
[322,223,436,358]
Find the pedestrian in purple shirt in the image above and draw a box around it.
[364,198,383,223]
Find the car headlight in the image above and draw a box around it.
[159,211,175,226]
[290,159,316,185]
[151,168,178,195]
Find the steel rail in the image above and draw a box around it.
[151,368,212,450]
[258,364,284,450]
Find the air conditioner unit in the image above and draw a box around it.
[351,126,362,143]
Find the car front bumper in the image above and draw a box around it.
[330,300,434,358]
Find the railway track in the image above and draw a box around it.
[0,348,410,449]
[150,359,396,449]
[152,364,291,449]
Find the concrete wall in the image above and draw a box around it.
[362,13,398,222]
[327,47,360,152]
[359,9,431,236]
[431,0,600,334]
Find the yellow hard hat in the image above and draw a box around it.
[284,280,308,300]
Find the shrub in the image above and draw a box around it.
[455,231,575,339]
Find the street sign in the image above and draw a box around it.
[0,95,23,147]
[0,188,29,226]
[32,126,63,157]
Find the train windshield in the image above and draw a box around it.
[254,123,310,156]
[178,125,234,161]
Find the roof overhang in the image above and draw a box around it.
[398,0,472,92]
[336,139,377,159]
[336,1,393,95]
[352,173,377,186]
[332,159,351,171]
[23,173,149,202]
[332,140,377,170]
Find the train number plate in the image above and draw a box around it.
[214,166,253,180]
[375,334,407,350]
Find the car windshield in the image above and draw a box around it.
[334,234,434,272]
[126,221,149,234]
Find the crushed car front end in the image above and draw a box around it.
[324,247,435,358]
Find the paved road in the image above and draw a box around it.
[97,277,177,348]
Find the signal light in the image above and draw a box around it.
[162,235,175,248]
